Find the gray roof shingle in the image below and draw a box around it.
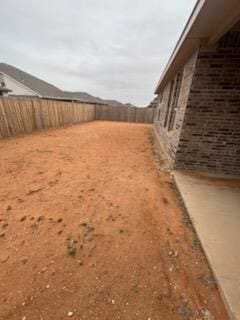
[0,63,137,106]
[0,63,107,103]
[0,63,63,98]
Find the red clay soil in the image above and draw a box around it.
[0,121,228,320]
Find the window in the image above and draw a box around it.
[164,72,183,131]
[159,91,163,103]
[154,92,163,122]
[168,72,182,131]
[154,104,161,122]
[164,80,174,128]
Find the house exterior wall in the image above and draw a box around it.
[175,22,240,175]
[3,74,38,96]
[154,22,240,176]
[154,52,198,165]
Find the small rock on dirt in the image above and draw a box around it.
[203,309,215,320]
[67,311,74,317]
[20,215,27,222]
[20,256,28,264]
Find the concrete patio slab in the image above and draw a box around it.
[173,170,240,320]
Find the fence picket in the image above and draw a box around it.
[0,97,154,138]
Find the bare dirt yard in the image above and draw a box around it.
[0,121,228,320]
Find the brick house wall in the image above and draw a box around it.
[154,52,198,165]
[154,22,240,176]
[175,22,240,175]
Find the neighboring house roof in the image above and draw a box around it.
[146,97,157,108]
[0,63,62,98]
[61,91,105,104]
[104,99,126,107]
[0,63,106,103]
[0,63,135,106]
[155,0,240,93]
[125,103,136,108]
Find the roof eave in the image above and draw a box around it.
[154,0,240,94]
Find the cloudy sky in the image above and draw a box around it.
[1,0,196,106]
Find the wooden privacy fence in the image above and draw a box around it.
[0,97,95,138]
[95,105,154,123]
[0,97,154,138]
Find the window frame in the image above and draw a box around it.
[168,72,183,131]
[164,80,174,128]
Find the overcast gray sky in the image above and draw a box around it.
[1,0,196,106]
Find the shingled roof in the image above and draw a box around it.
[0,63,137,106]
[0,63,63,98]
[61,90,105,104]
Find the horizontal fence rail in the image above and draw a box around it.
[0,97,154,138]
